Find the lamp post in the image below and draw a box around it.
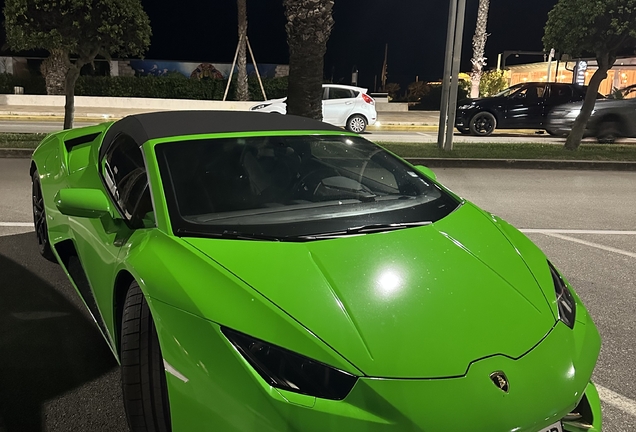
[438,0,467,151]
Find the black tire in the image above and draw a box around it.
[456,127,471,135]
[469,112,497,136]
[596,120,621,144]
[346,114,367,133]
[31,170,56,262]
[121,282,171,432]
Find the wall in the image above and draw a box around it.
[0,95,256,111]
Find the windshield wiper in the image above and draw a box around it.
[177,228,285,242]
[298,221,433,240]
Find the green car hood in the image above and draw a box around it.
[184,203,556,378]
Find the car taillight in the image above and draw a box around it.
[361,93,375,105]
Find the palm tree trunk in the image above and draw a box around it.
[283,0,334,120]
[470,0,490,98]
[236,0,249,101]
[64,65,81,130]
[41,49,68,95]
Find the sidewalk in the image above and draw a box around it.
[0,104,441,127]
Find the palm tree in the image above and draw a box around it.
[470,0,490,98]
[236,0,249,101]
[283,0,334,120]
[40,49,68,95]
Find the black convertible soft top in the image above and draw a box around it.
[100,110,343,155]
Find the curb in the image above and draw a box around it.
[2,147,635,171]
[0,114,120,122]
[0,148,35,158]
[368,124,438,131]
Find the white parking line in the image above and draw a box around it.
[596,384,636,418]
[522,229,636,235]
[0,222,34,227]
[537,232,636,259]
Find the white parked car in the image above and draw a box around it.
[250,84,377,133]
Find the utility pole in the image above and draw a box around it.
[438,0,467,151]
[381,44,388,91]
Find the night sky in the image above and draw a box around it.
[140,0,558,90]
[1,0,559,90]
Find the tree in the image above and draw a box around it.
[544,0,636,150]
[236,0,249,101]
[385,82,401,100]
[4,0,151,129]
[479,69,508,96]
[470,0,490,98]
[283,0,334,120]
[407,81,430,101]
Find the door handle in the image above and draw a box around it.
[345,101,353,105]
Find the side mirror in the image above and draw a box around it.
[414,165,437,181]
[55,188,113,219]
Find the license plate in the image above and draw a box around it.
[538,422,563,432]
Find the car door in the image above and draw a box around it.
[323,87,358,126]
[544,84,575,120]
[69,133,154,343]
[504,83,547,128]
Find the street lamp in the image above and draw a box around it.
[437,0,467,151]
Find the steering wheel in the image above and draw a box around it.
[293,168,338,200]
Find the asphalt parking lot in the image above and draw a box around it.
[0,158,635,431]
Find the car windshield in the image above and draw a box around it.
[155,135,459,240]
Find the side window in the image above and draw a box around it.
[512,84,545,100]
[328,88,354,100]
[548,85,573,104]
[102,134,154,228]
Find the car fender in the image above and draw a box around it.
[117,229,361,375]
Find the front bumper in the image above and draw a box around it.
[150,298,601,432]
[546,116,576,135]
[454,110,472,128]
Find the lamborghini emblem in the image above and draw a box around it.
[490,371,510,393]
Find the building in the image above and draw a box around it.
[506,57,636,96]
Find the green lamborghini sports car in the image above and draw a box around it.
[31,111,601,432]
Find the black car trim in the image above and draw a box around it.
[53,239,111,342]
[64,132,102,153]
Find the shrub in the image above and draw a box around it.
[0,73,289,101]
[479,70,508,97]
[410,83,469,110]
[0,73,46,94]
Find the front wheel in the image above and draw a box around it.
[346,114,367,133]
[596,120,621,144]
[469,112,497,136]
[32,170,56,262]
[121,282,172,432]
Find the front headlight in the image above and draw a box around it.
[222,327,358,400]
[458,104,474,110]
[251,103,271,110]
[548,261,576,329]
